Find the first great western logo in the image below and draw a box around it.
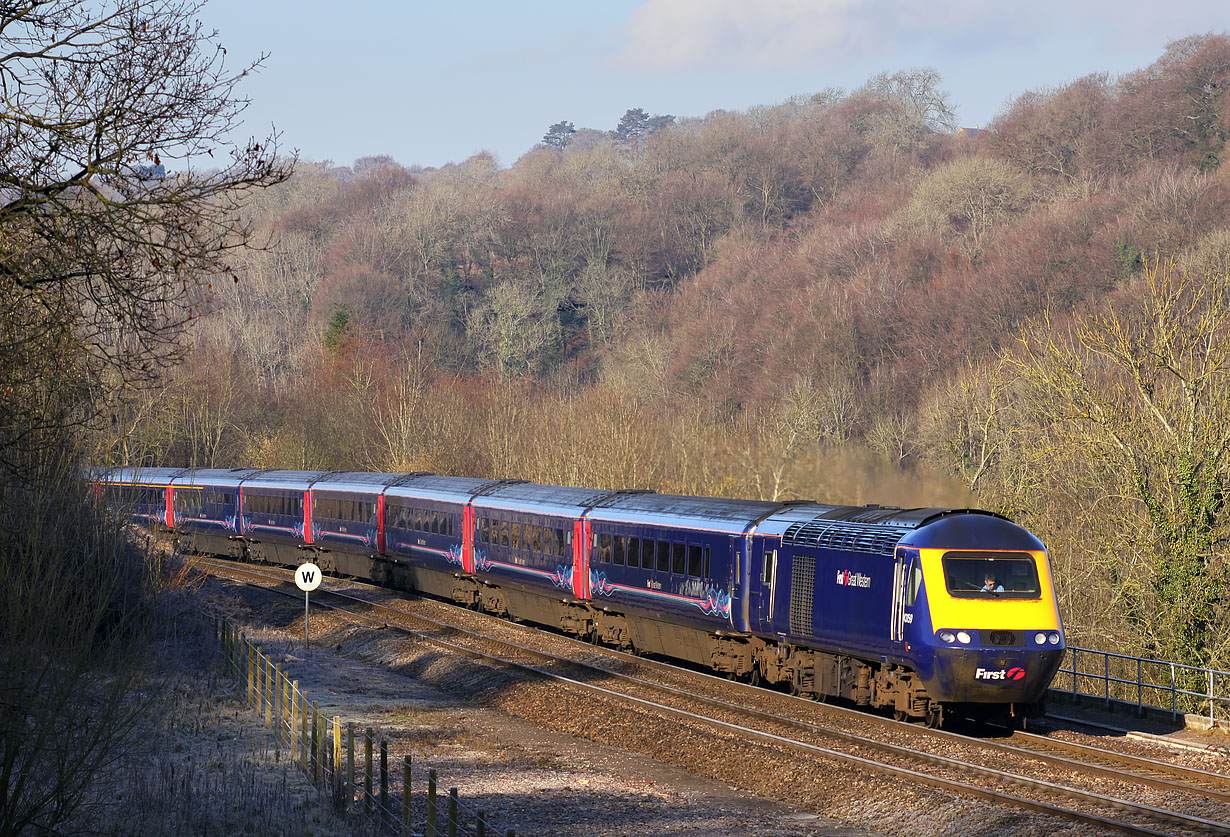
[835,569,871,588]
[975,666,1026,681]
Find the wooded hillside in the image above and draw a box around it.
[114,35,1230,669]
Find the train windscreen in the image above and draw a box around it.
[941,552,1040,599]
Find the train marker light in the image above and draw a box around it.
[938,630,956,643]
[1034,632,1048,645]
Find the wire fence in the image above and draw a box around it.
[1053,646,1230,727]
[216,616,517,837]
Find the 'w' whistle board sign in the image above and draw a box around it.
[295,562,322,592]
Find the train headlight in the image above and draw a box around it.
[956,631,972,644]
[938,630,956,644]
[1034,632,1048,645]
[1049,632,1061,645]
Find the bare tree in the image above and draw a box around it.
[0,0,293,474]
[1009,261,1230,665]
[0,3,291,832]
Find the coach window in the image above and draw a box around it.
[628,537,641,568]
[656,541,670,572]
[687,544,702,577]
[498,520,508,547]
[598,533,612,564]
[612,535,626,566]
[672,543,686,575]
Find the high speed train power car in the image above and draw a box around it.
[95,467,1066,726]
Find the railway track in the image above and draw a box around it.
[193,555,1230,836]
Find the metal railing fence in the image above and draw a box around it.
[217,616,518,837]
[1054,645,1230,726]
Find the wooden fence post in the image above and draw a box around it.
[290,681,299,761]
[448,788,458,837]
[311,702,321,786]
[426,769,437,837]
[300,690,310,770]
[333,716,341,779]
[380,738,389,826]
[402,754,411,837]
[347,722,355,809]
[364,728,373,816]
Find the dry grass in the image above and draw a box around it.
[56,609,370,837]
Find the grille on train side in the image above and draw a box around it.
[790,553,815,636]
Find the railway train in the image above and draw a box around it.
[93,467,1066,727]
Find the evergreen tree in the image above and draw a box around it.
[542,120,576,150]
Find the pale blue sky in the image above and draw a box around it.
[200,0,1229,170]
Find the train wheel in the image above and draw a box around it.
[892,709,909,722]
[925,706,944,729]
[748,665,762,688]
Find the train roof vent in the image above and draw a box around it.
[782,521,908,556]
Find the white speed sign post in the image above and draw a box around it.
[295,562,322,650]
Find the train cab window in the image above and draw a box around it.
[763,550,776,584]
[907,564,923,606]
[941,552,1041,599]
[613,536,625,566]
[672,543,686,575]
[687,545,702,577]
[656,541,670,573]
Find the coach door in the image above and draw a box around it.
[890,547,918,645]
[750,541,778,634]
